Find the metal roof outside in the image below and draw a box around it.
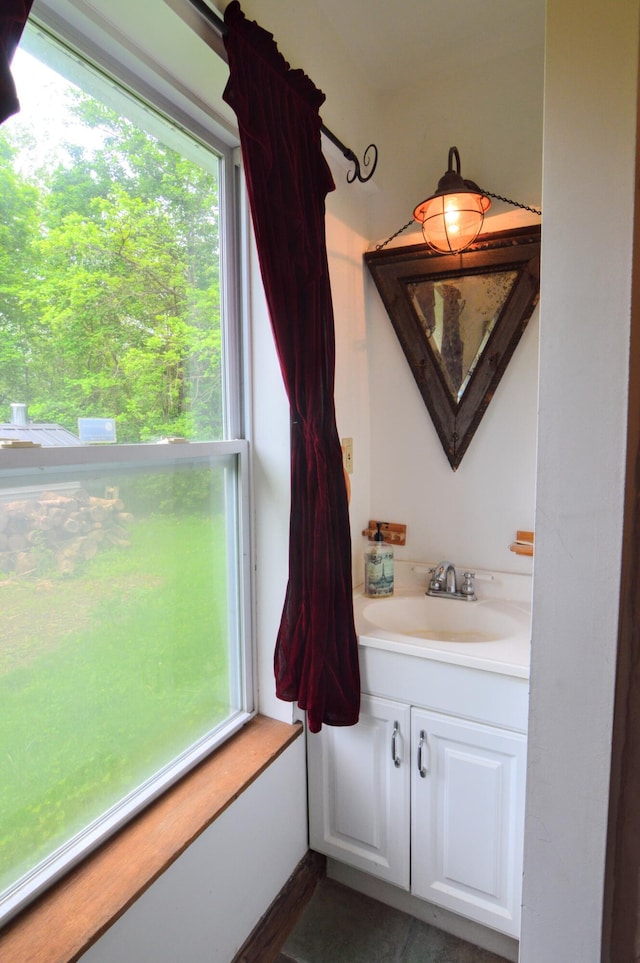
[0,423,84,447]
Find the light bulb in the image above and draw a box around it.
[444,201,461,235]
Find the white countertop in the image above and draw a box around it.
[353,561,532,680]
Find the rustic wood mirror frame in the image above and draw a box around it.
[364,226,541,470]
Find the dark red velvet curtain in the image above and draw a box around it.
[0,0,33,125]
[223,1,360,732]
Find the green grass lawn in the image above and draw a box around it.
[0,512,234,896]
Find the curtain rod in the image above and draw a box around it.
[163,0,378,183]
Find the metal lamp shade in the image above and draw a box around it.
[413,147,491,254]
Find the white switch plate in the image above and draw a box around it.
[341,437,353,474]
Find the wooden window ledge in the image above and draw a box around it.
[0,715,302,963]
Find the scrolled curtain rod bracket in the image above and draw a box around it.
[346,143,378,184]
[167,0,378,186]
[323,131,378,184]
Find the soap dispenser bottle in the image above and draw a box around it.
[364,522,394,597]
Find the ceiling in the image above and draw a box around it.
[314,0,546,97]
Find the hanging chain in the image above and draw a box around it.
[477,189,542,216]
[375,217,415,251]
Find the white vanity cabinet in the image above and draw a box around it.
[307,693,411,889]
[307,644,528,938]
[410,707,526,937]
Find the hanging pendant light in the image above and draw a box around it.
[412,146,491,254]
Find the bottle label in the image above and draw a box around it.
[364,549,394,597]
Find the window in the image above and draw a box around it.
[0,6,252,924]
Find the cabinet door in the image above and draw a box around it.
[307,693,410,889]
[411,708,526,937]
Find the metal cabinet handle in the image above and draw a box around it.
[417,729,428,778]
[391,720,401,768]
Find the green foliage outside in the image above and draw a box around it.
[116,463,222,516]
[0,511,234,896]
[0,50,237,905]
[0,73,224,442]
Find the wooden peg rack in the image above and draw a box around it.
[509,530,534,556]
[362,520,407,546]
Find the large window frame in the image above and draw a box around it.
[0,0,255,926]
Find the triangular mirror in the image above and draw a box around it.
[365,226,541,469]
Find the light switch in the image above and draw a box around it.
[341,437,353,474]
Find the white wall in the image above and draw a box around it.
[325,145,375,580]
[370,44,545,245]
[248,232,292,723]
[520,1,639,959]
[228,3,545,581]
[363,44,544,575]
[80,736,308,963]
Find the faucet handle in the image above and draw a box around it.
[428,572,441,591]
[426,566,442,591]
[461,571,476,598]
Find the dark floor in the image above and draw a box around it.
[276,879,511,963]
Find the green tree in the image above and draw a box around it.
[0,80,223,442]
[0,134,41,411]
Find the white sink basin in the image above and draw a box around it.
[359,594,529,645]
[353,563,532,677]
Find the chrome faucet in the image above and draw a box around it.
[427,562,477,601]
[431,561,457,594]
